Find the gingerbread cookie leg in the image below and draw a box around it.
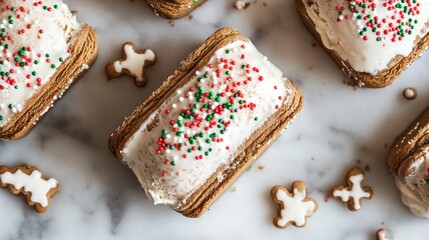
[0,165,59,213]
[106,42,156,87]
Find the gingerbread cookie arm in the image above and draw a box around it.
[106,42,156,87]
[0,165,59,213]
[271,181,318,229]
[332,167,373,211]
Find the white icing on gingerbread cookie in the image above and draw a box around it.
[332,167,373,211]
[271,181,318,229]
[107,42,156,87]
[377,228,389,240]
[0,165,59,212]
[1,170,57,207]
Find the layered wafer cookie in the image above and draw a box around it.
[145,0,207,19]
[388,107,429,218]
[0,0,98,140]
[296,0,429,88]
[108,27,303,218]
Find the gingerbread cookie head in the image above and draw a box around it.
[271,181,318,229]
[332,167,373,211]
[0,165,59,213]
[106,42,156,87]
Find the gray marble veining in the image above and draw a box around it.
[0,0,428,239]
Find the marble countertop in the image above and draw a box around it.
[1,0,429,239]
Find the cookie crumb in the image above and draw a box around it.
[188,15,193,20]
[403,87,417,100]
[257,165,265,171]
[234,1,251,10]
[231,187,237,192]
[356,159,362,164]
[342,80,358,91]
[364,164,370,172]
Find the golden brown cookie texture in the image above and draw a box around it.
[388,107,429,181]
[145,0,207,19]
[0,165,59,213]
[271,181,318,229]
[331,167,373,211]
[108,27,304,218]
[106,42,156,87]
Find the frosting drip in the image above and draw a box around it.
[0,0,79,126]
[122,40,290,207]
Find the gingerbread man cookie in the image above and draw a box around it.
[106,42,156,87]
[0,165,59,213]
[377,228,389,240]
[271,181,318,229]
[332,167,373,211]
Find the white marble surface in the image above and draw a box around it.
[1,0,429,239]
